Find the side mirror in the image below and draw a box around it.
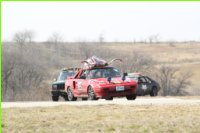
[123,73,128,77]
[53,78,57,82]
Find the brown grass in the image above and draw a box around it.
[103,43,200,63]
[3,104,200,133]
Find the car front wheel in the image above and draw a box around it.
[67,87,77,101]
[52,95,59,101]
[88,86,97,100]
[126,94,137,100]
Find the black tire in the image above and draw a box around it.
[126,94,137,100]
[88,86,97,100]
[150,87,157,97]
[105,97,113,100]
[63,95,69,101]
[52,95,59,101]
[67,87,77,101]
[82,98,88,101]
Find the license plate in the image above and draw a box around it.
[116,86,125,91]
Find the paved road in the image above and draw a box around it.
[2,97,200,108]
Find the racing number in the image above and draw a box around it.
[77,81,82,91]
[142,85,147,90]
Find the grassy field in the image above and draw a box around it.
[103,43,200,63]
[3,104,200,133]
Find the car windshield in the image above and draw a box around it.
[87,68,121,79]
[57,71,75,81]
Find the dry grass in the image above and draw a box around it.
[102,43,200,64]
[3,105,200,133]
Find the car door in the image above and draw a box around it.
[76,70,88,96]
[144,76,152,94]
[137,76,149,95]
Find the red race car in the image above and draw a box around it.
[65,56,138,101]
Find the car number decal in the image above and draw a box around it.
[78,81,82,91]
[142,85,147,90]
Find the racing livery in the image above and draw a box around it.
[65,56,138,101]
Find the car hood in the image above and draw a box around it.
[90,77,134,84]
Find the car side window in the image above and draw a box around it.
[79,70,87,79]
[138,77,147,83]
[145,77,152,84]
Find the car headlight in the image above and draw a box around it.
[52,84,57,90]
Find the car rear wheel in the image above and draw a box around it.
[52,95,59,101]
[150,87,157,97]
[88,86,97,100]
[126,94,137,100]
[67,87,77,101]
[105,97,113,100]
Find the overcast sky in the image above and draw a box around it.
[2,2,200,42]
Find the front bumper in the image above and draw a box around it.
[51,90,67,96]
[94,85,136,98]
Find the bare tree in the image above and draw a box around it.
[13,32,27,47]
[47,32,63,46]
[2,43,47,101]
[172,71,192,96]
[13,30,35,47]
[155,65,177,96]
[25,30,35,43]
[155,65,192,96]
[2,50,16,100]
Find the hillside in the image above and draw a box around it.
[2,42,200,101]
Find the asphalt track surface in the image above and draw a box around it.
[2,97,200,108]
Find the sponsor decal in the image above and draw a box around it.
[142,85,147,90]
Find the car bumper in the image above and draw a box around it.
[94,86,136,98]
[51,90,67,96]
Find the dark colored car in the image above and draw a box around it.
[127,73,160,96]
[51,68,78,101]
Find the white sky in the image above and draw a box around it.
[2,2,200,42]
